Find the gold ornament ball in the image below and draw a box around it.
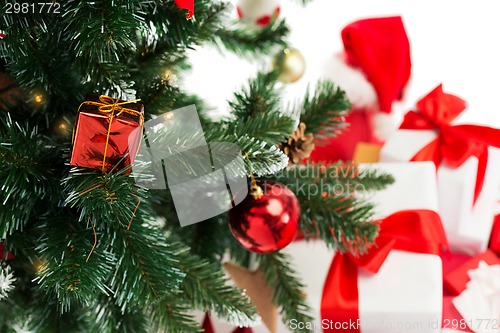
[272,48,306,83]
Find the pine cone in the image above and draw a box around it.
[280,122,315,165]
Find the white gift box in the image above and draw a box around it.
[207,162,442,333]
[335,162,443,333]
[380,129,500,255]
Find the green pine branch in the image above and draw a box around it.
[135,76,212,126]
[173,217,228,261]
[34,215,115,313]
[140,0,228,52]
[136,112,290,178]
[213,112,296,147]
[149,295,202,333]
[258,252,315,333]
[0,115,61,238]
[1,289,88,333]
[214,19,290,59]
[229,71,281,120]
[235,136,288,176]
[175,248,258,326]
[62,0,140,60]
[108,220,186,310]
[1,11,82,103]
[62,168,149,233]
[88,297,150,333]
[295,81,351,142]
[225,230,252,269]
[273,163,395,253]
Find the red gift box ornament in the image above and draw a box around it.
[321,210,448,333]
[70,95,144,173]
[400,84,500,204]
[70,95,144,261]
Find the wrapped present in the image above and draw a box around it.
[442,296,473,333]
[445,256,500,333]
[70,95,144,172]
[443,250,500,296]
[441,250,500,332]
[322,210,447,333]
[380,85,500,255]
[321,163,446,333]
[441,252,476,333]
[353,142,382,163]
[489,215,500,255]
[442,252,473,283]
[269,162,445,333]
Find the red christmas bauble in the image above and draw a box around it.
[229,180,300,254]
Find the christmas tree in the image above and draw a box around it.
[0,1,393,332]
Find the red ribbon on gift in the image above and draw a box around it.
[399,84,500,204]
[490,215,500,255]
[321,210,448,333]
[174,0,194,18]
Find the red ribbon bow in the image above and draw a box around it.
[399,84,500,204]
[321,210,448,333]
[174,0,194,18]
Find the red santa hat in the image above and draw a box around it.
[341,16,411,114]
[310,16,411,162]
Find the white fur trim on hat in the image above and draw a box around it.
[323,54,378,110]
[371,101,405,141]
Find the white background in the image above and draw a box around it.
[184,0,500,127]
